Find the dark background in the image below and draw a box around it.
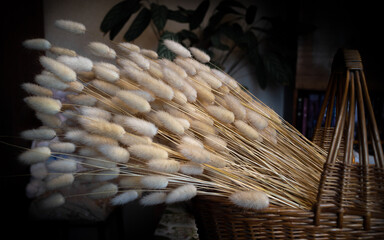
[0,0,382,239]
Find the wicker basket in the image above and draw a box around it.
[193,49,384,239]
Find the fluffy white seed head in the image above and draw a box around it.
[57,55,93,72]
[162,67,185,90]
[81,133,119,147]
[140,49,158,59]
[22,38,51,51]
[34,74,69,91]
[127,90,155,102]
[98,144,130,163]
[50,46,77,56]
[90,79,121,96]
[163,39,191,58]
[174,57,197,75]
[190,120,216,135]
[119,176,142,188]
[24,96,62,115]
[209,153,227,168]
[116,90,151,113]
[66,94,97,106]
[141,175,168,189]
[118,42,140,53]
[89,183,118,199]
[88,42,116,59]
[46,159,77,173]
[115,115,158,137]
[127,52,150,70]
[93,64,120,82]
[55,19,86,34]
[64,129,86,143]
[229,190,269,210]
[166,184,197,204]
[190,47,210,63]
[30,162,48,179]
[205,105,234,124]
[192,81,215,103]
[21,83,53,97]
[147,159,180,173]
[26,179,46,198]
[224,94,246,120]
[36,113,61,128]
[45,173,74,190]
[179,162,204,175]
[234,120,261,141]
[128,144,168,160]
[247,110,269,130]
[181,136,204,149]
[93,168,120,182]
[83,157,116,169]
[204,135,227,151]
[79,117,125,139]
[38,193,65,209]
[118,132,152,146]
[80,106,111,120]
[77,147,98,157]
[18,147,51,164]
[49,142,76,153]
[178,143,210,164]
[39,56,77,82]
[181,81,197,102]
[110,190,139,206]
[155,111,185,135]
[140,192,167,206]
[198,71,222,89]
[21,128,56,140]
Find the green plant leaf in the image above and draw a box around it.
[151,3,168,32]
[167,9,189,23]
[124,7,152,42]
[245,5,257,25]
[157,31,179,60]
[100,0,141,40]
[189,0,210,30]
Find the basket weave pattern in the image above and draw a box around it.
[193,49,384,239]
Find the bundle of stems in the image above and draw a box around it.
[18,19,327,216]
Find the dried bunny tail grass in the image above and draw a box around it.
[18,147,51,165]
[211,68,239,89]
[140,192,167,206]
[224,94,246,120]
[198,71,222,89]
[118,42,140,53]
[190,81,215,103]
[179,162,204,175]
[97,144,130,163]
[110,190,139,206]
[49,142,76,153]
[119,176,142,188]
[163,39,191,58]
[77,147,99,157]
[78,117,125,139]
[89,183,118,199]
[22,38,51,51]
[229,190,269,210]
[83,157,116,169]
[165,184,197,204]
[88,42,116,59]
[92,168,120,182]
[247,110,268,130]
[181,136,204,149]
[155,110,185,135]
[205,105,234,124]
[190,120,216,135]
[175,117,190,131]
[127,52,150,70]
[55,19,86,34]
[38,193,65,209]
[208,153,227,168]
[81,133,119,147]
[140,49,158,59]
[90,79,121,96]
[116,90,151,113]
[147,159,180,173]
[67,81,84,92]
[178,143,211,164]
[49,46,77,56]
[141,175,168,189]
[128,144,168,160]
[30,162,48,179]
[204,135,227,151]
[79,106,111,120]
[39,56,77,82]
[174,57,196,76]
[24,96,62,115]
[161,66,185,90]
[93,64,120,82]
[159,58,187,79]
[127,90,155,102]
[114,115,158,137]
[45,173,74,190]
[66,94,97,106]
[234,120,262,141]
[64,129,86,143]
[34,74,69,91]
[21,83,53,97]
[57,55,93,72]
[46,159,77,173]
[181,81,197,103]
[21,128,56,140]
[118,132,152,146]
[189,47,210,63]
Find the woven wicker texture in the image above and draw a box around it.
[193,49,384,239]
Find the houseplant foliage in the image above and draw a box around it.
[100,0,295,89]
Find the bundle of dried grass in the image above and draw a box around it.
[18,19,327,216]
